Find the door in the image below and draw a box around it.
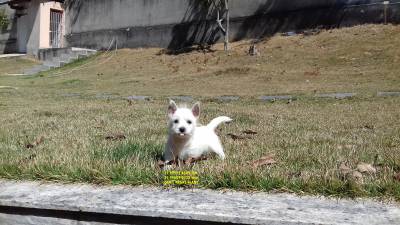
[49,9,62,48]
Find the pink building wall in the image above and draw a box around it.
[39,1,64,49]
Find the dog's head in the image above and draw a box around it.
[167,100,200,138]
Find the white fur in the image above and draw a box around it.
[164,100,232,163]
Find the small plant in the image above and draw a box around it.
[197,0,230,51]
[0,9,9,30]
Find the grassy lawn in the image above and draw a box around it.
[0,24,399,200]
[0,56,39,75]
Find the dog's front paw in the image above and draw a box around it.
[163,164,175,170]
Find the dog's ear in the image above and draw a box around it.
[168,99,177,117]
[192,102,200,118]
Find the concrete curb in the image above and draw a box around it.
[59,91,400,102]
[0,54,26,58]
[0,180,399,225]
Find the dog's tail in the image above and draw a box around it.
[207,116,232,130]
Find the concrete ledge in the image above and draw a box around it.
[0,53,25,58]
[0,181,399,225]
[316,93,356,99]
[216,96,240,102]
[259,95,294,102]
[377,91,400,97]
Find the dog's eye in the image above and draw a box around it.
[187,120,192,124]
[174,119,179,124]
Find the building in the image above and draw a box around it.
[0,0,64,56]
[1,0,398,57]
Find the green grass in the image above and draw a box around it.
[0,24,399,200]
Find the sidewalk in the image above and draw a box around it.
[0,54,26,58]
[0,180,399,225]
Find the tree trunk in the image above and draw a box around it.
[224,0,229,51]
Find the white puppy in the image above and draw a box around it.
[164,100,232,164]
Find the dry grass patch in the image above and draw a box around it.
[0,24,399,97]
[0,56,39,75]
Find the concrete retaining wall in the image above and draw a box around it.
[3,0,400,54]
[17,0,41,55]
[0,180,399,225]
[0,0,42,55]
[64,0,400,50]
[0,4,17,53]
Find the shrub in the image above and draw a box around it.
[0,9,9,30]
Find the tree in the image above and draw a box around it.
[201,0,230,51]
[215,0,229,51]
[0,9,9,30]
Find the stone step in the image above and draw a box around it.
[38,47,97,62]
[60,53,78,62]
[43,60,60,68]
[26,47,97,75]
[71,47,97,53]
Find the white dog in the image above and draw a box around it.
[163,100,232,164]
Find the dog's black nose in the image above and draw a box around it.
[179,127,186,133]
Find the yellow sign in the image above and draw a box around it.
[163,170,199,186]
